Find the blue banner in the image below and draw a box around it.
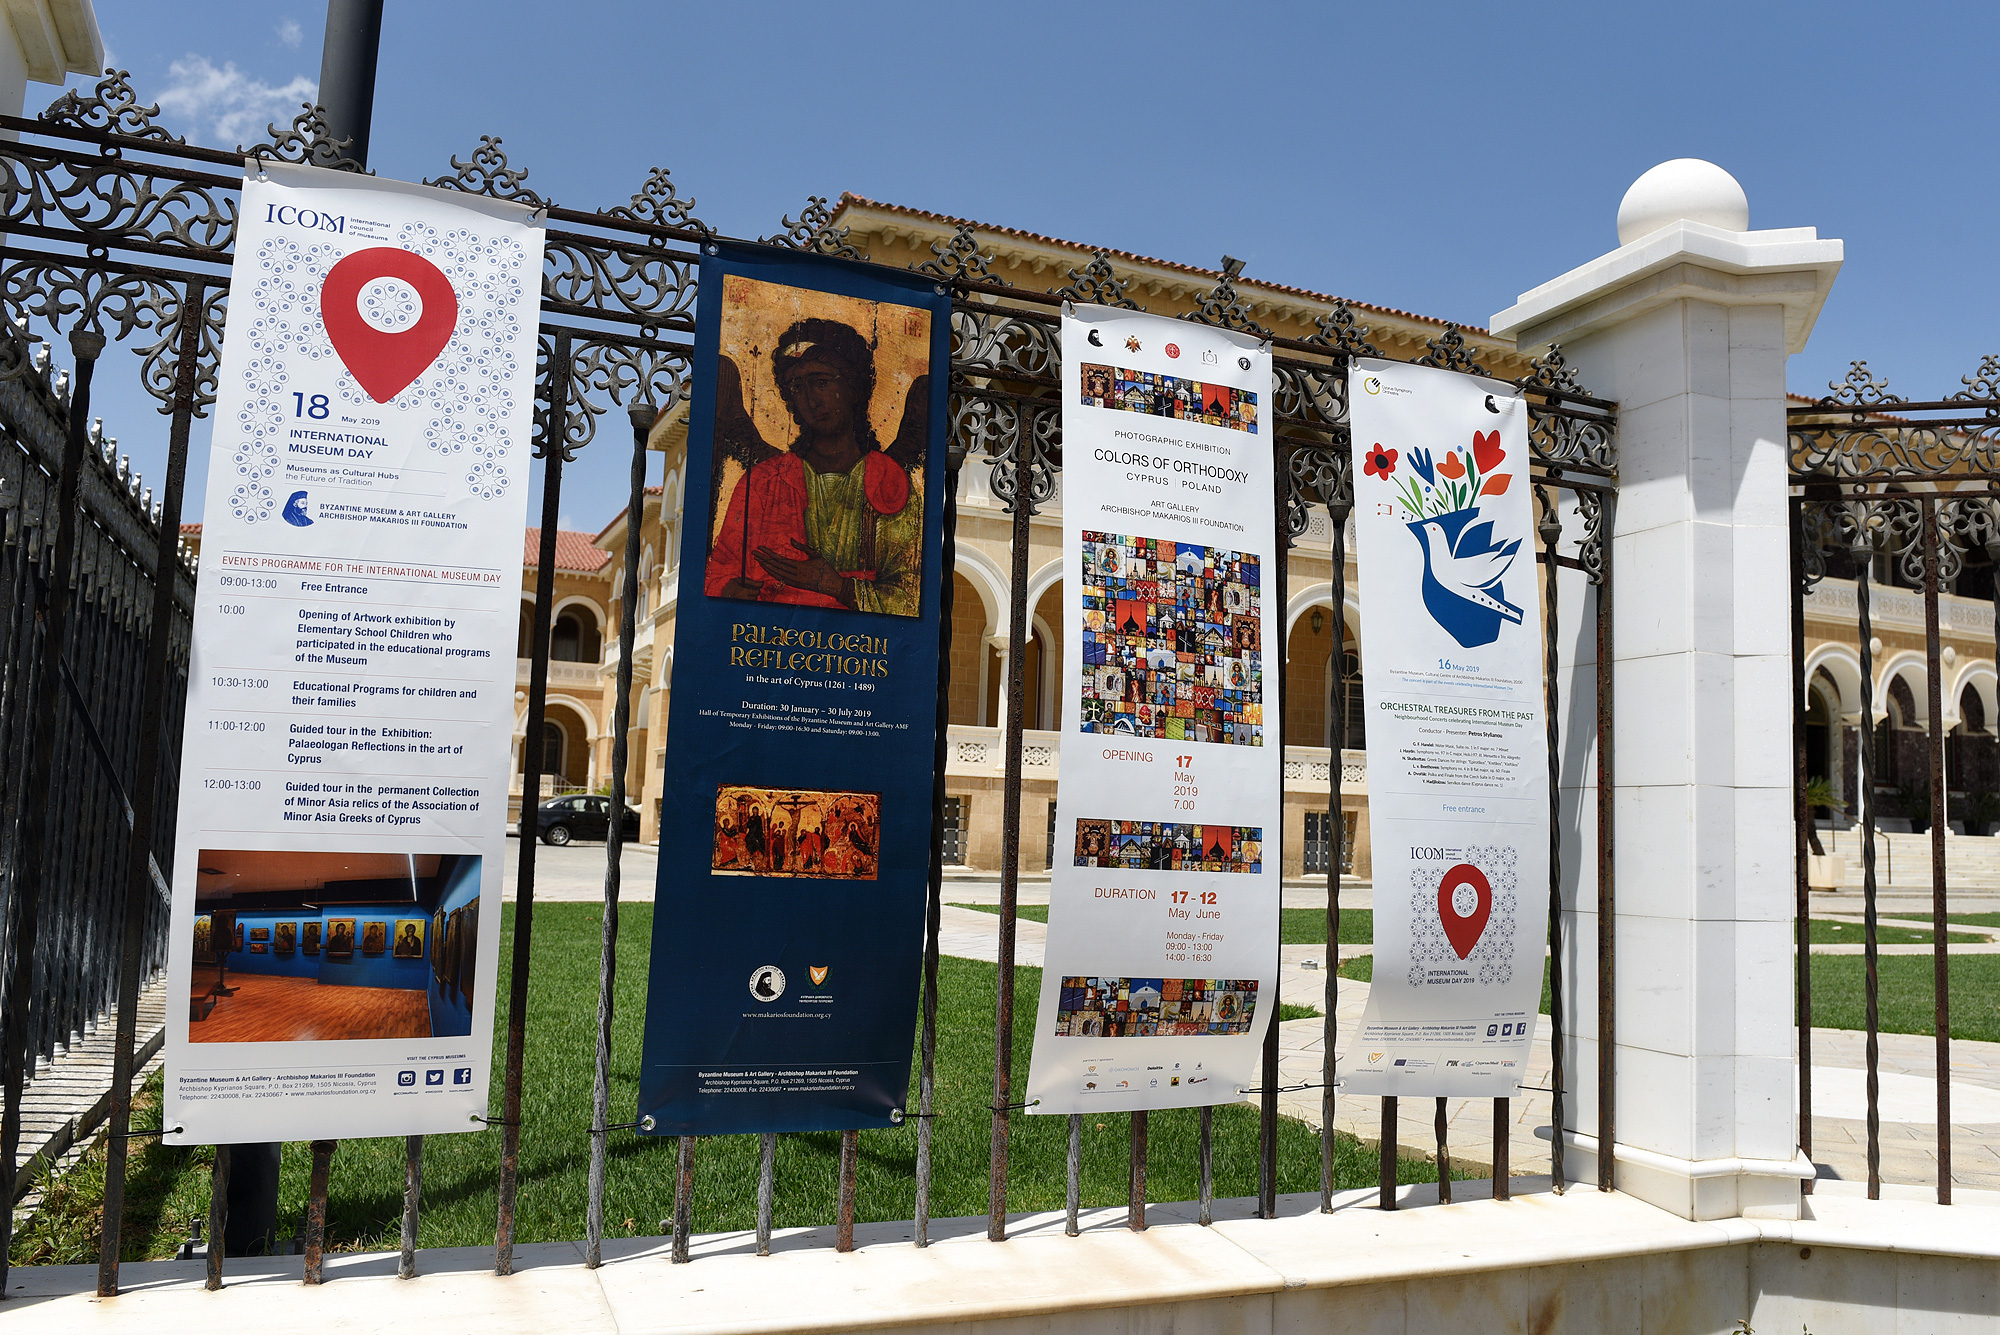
[636,243,949,1134]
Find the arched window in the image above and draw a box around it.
[1326,631,1365,750]
[551,609,601,662]
[529,721,563,774]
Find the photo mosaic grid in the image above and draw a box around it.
[1054,976,1260,1037]
[1073,818,1263,873]
[1079,363,1260,434]
[1079,531,1263,745]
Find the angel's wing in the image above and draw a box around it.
[885,373,930,472]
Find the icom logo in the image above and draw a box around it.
[265,204,346,234]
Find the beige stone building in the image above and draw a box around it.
[508,528,617,821]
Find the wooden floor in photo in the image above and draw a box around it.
[187,973,432,1043]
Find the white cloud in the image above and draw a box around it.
[277,19,304,49]
[155,55,317,146]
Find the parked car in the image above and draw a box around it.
[535,794,641,845]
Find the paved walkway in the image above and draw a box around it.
[501,837,659,902]
[930,906,2000,1192]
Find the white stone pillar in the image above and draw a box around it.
[1492,160,1842,1221]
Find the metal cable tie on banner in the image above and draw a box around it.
[587,1122,639,1136]
[469,1115,519,1128]
[1237,1082,1332,1096]
[111,1125,184,1140]
[990,1099,1040,1114]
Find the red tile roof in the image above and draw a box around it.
[836,193,1486,335]
[524,528,611,572]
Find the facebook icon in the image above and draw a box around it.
[453,1068,473,1085]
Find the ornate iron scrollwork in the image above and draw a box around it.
[238,103,366,173]
[39,69,184,144]
[568,338,692,451]
[760,196,864,261]
[953,382,1055,516]
[1575,488,1605,586]
[949,309,1057,380]
[1953,353,2000,405]
[1520,345,1614,474]
[0,142,236,259]
[1306,302,1379,359]
[1820,360,1902,410]
[1522,345,1582,396]
[915,225,1005,285]
[1417,324,1486,376]
[1186,257,1271,338]
[426,136,547,209]
[1285,443,1350,545]
[602,166,714,237]
[1789,355,2000,481]
[1272,363,1349,436]
[1,259,175,343]
[542,240,697,333]
[134,283,224,416]
[1048,250,1137,310]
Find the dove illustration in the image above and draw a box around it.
[1414,518,1524,625]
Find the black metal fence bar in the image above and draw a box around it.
[1919,499,1953,1205]
[400,1135,422,1279]
[96,275,207,1294]
[913,447,959,1248]
[1790,500,1814,1194]
[985,403,1036,1242]
[495,345,567,1273]
[1322,490,1350,1212]
[1537,486,1566,1194]
[582,403,653,1269]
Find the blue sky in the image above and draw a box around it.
[49,0,2000,528]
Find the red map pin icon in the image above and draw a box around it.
[1437,862,1493,960]
[320,247,459,403]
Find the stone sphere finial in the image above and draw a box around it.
[1616,159,1749,245]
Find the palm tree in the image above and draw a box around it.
[1803,777,1844,856]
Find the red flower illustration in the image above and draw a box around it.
[1472,429,1505,473]
[1362,444,1397,479]
[1437,451,1466,480]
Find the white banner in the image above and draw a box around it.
[164,162,542,1143]
[1340,358,1548,1098]
[1024,306,1279,1114]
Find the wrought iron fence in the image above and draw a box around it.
[0,322,193,1207]
[0,70,1620,1298]
[1789,355,2000,1206]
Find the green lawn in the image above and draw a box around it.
[950,903,1374,945]
[1807,953,2000,1043]
[1945,913,2000,929]
[12,903,1427,1267]
[1809,919,1980,945]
